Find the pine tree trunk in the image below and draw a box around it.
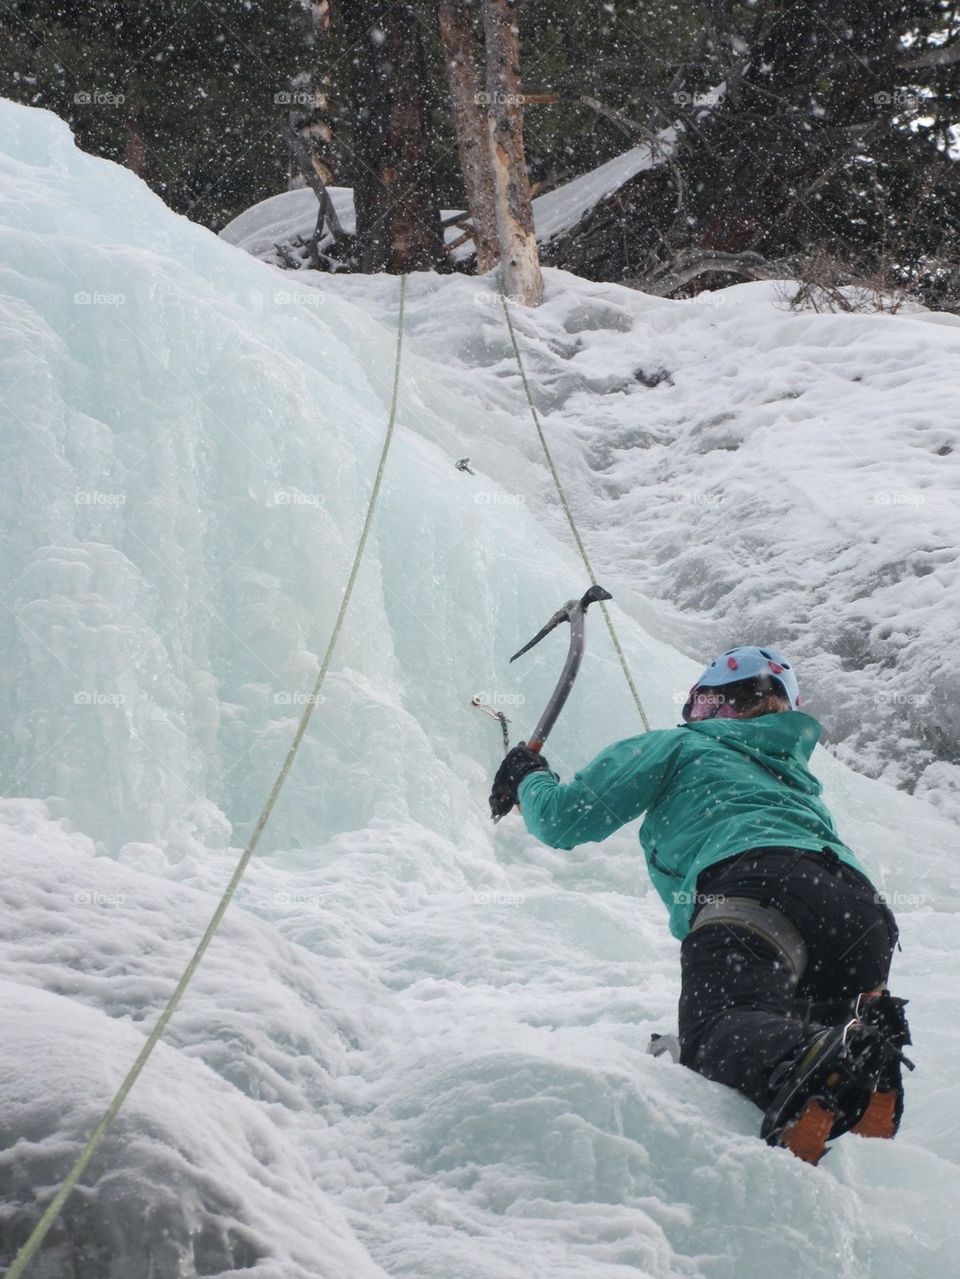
[345,1,446,274]
[288,1,339,191]
[122,75,145,176]
[481,0,543,306]
[437,0,499,274]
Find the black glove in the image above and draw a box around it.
[489,743,552,820]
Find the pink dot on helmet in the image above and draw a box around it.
[726,656,739,670]
[768,661,784,674]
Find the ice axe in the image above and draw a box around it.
[510,584,612,752]
[474,584,612,819]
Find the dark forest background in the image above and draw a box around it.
[2,1,958,305]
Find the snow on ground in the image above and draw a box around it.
[2,97,960,1279]
[323,269,960,816]
[1,808,391,1279]
[221,179,960,818]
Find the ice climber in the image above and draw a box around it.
[488,645,913,1164]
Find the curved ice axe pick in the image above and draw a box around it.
[510,584,612,753]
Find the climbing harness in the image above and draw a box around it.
[689,896,808,983]
[6,274,409,1279]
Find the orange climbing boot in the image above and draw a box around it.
[779,1097,839,1165]
[761,1020,880,1160]
[851,1090,899,1139]
[849,990,913,1140]
[763,993,914,1162]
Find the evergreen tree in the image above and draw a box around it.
[2,1,307,228]
[2,0,956,303]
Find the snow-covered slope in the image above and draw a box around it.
[2,98,960,1279]
[375,270,960,813]
[222,188,960,817]
[2,803,391,1279]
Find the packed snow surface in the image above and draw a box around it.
[1,98,960,1278]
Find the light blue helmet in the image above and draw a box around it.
[682,645,800,722]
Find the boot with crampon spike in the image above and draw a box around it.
[762,1019,884,1164]
[762,994,914,1163]
[848,990,913,1140]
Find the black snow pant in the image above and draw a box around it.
[678,846,899,1111]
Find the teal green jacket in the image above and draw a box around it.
[517,711,867,939]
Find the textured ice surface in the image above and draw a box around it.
[2,98,960,1278]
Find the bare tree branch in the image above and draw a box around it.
[900,39,960,70]
[285,123,346,241]
[625,247,784,296]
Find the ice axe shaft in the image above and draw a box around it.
[511,584,612,752]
